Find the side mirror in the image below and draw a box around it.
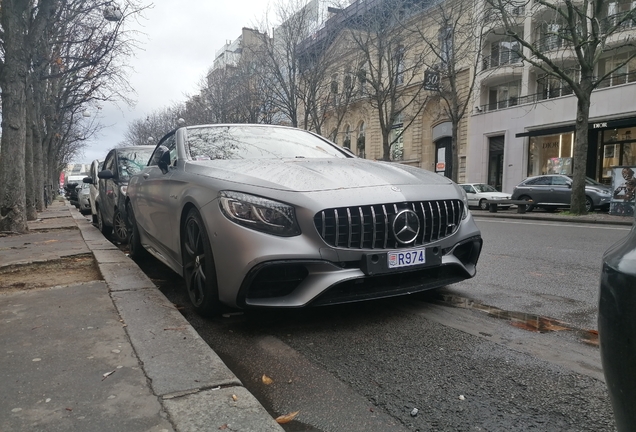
[567,183,572,189]
[98,169,114,180]
[156,146,172,174]
[82,176,93,184]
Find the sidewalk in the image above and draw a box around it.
[0,200,283,432]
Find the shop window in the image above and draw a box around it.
[600,127,636,182]
[527,133,574,176]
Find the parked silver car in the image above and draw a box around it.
[126,124,483,316]
[78,182,91,215]
[510,174,611,212]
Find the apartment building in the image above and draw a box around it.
[298,0,473,182]
[468,0,636,192]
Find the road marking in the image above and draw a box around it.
[473,218,631,231]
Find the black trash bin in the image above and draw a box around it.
[599,211,636,432]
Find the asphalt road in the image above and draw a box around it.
[130,217,627,431]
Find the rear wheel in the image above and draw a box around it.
[479,199,489,210]
[518,195,534,212]
[113,209,129,243]
[182,208,221,317]
[97,206,112,236]
[585,196,594,213]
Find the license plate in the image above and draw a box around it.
[388,248,426,269]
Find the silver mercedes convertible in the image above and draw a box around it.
[126,124,482,316]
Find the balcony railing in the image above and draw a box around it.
[482,54,522,71]
[476,71,636,113]
[601,12,636,32]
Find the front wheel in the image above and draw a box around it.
[127,202,147,261]
[182,208,221,317]
[479,199,489,211]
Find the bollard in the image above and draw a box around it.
[599,210,636,432]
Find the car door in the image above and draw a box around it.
[100,150,117,225]
[134,134,178,264]
[549,175,572,205]
[524,176,552,204]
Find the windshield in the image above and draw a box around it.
[584,177,605,186]
[473,184,498,193]
[118,148,154,180]
[185,126,349,161]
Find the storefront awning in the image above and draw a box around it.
[515,125,575,138]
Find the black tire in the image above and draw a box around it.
[92,213,98,224]
[127,203,147,260]
[182,208,221,317]
[113,209,129,244]
[479,199,488,211]
[518,195,534,212]
[97,206,112,236]
[585,196,594,213]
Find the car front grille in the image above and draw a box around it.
[314,199,464,249]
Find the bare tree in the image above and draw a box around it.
[409,0,484,182]
[0,0,149,232]
[488,0,636,214]
[121,104,185,147]
[344,0,430,161]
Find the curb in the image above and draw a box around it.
[70,208,284,431]
[472,211,634,226]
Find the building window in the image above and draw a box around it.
[394,45,405,85]
[538,23,565,52]
[357,122,366,158]
[537,70,577,99]
[598,52,636,87]
[439,27,453,65]
[484,38,522,70]
[343,124,351,149]
[527,133,574,177]
[357,66,367,96]
[331,73,338,94]
[390,117,404,161]
[487,80,521,111]
[330,128,338,144]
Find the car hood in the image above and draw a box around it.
[186,158,452,192]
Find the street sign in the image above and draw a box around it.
[424,70,440,91]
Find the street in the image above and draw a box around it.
[132,216,628,431]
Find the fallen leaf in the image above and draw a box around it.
[65,407,72,411]
[262,374,274,385]
[275,411,299,424]
[232,394,238,401]
[219,424,228,430]
[102,370,116,381]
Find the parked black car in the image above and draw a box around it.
[511,174,611,212]
[599,210,636,431]
[87,146,154,243]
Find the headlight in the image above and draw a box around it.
[219,191,301,237]
[120,185,127,195]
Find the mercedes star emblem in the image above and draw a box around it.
[392,209,420,244]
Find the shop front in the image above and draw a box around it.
[517,117,636,214]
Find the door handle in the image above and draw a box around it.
[143,173,149,179]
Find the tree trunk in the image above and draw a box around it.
[0,0,30,233]
[25,100,38,220]
[571,90,592,215]
[451,120,459,183]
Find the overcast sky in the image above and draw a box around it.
[76,0,270,164]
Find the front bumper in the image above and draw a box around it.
[202,198,482,309]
